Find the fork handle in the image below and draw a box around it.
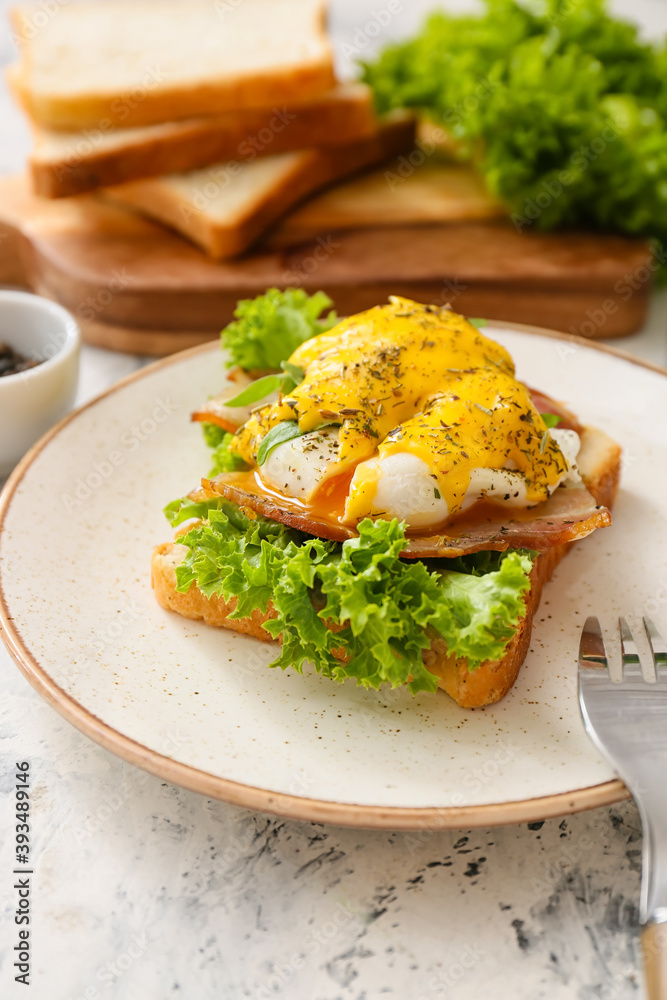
[642,922,667,999]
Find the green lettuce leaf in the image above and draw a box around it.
[164,493,233,528]
[197,425,247,477]
[361,0,667,250]
[221,288,338,371]
[200,290,335,468]
[165,499,534,694]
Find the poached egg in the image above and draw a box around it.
[228,298,581,532]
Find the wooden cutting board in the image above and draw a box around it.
[0,174,652,355]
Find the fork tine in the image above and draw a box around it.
[620,616,640,669]
[579,616,607,668]
[621,616,656,683]
[644,617,667,678]
[578,615,667,990]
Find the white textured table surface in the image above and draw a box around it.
[1,2,667,999]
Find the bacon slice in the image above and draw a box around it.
[527,388,582,433]
[199,474,611,557]
[200,476,357,542]
[193,379,605,556]
[191,409,239,433]
[400,483,611,558]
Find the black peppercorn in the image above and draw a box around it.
[0,342,41,377]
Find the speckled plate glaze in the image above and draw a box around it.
[2,324,665,829]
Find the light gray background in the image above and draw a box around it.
[1,1,667,998]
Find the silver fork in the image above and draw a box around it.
[579,616,667,999]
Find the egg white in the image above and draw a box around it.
[347,453,450,529]
[343,428,582,529]
[261,426,342,499]
[259,425,582,530]
[550,428,581,487]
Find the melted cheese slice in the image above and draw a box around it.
[227,297,575,530]
[344,368,569,524]
[231,296,513,471]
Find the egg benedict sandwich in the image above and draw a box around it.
[153,290,621,707]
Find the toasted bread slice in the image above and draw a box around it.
[102,113,416,259]
[264,160,506,249]
[26,83,379,199]
[152,426,621,707]
[9,0,334,130]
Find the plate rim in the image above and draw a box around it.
[1,322,657,829]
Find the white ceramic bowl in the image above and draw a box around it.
[0,291,80,477]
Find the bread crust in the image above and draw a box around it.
[103,115,416,259]
[18,65,337,132]
[28,84,380,199]
[152,425,621,707]
[10,0,335,131]
[151,540,280,639]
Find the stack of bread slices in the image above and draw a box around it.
[8,0,415,257]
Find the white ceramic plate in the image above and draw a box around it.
[1,325,665,829]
